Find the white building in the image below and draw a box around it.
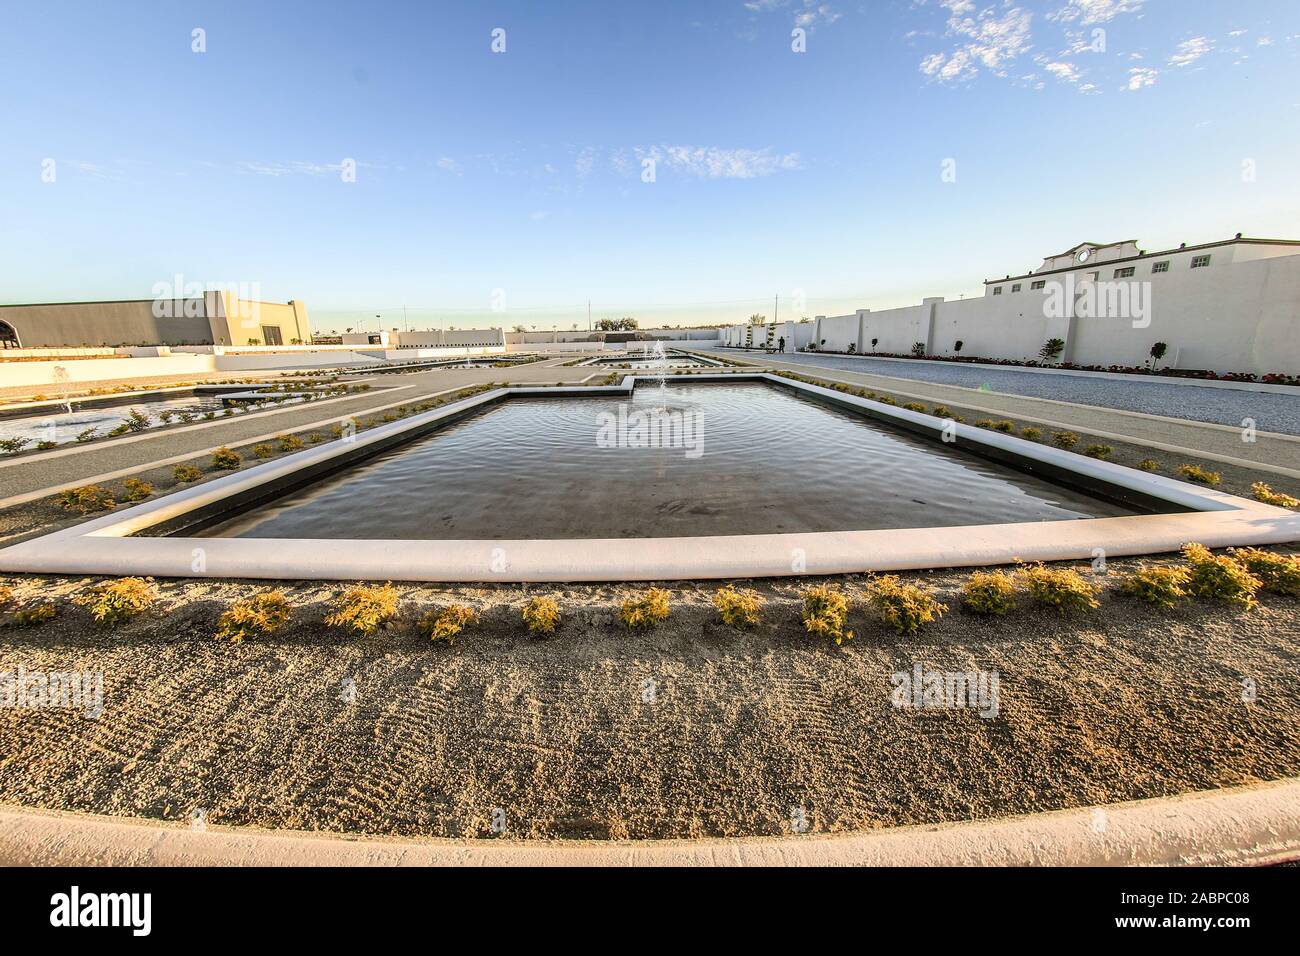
[723,235,1300,376]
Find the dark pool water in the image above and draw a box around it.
[198,382,1144,540]
[0,393,226,447]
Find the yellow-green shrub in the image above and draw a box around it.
[992,420,1015,433]
[211,447,241,469]
[122,477,153,501]
[15,603,57,627]
[77,577,158,625]
[251,443,275,459]
[1018,564,1100,616]
[712,585,765,629]
[1021,427,1042,441]
[1178,464,1221,486]
[620,588,671,629]
[867,576,947,634]
[1052,431,1080,449]
[56,484,115,513]
[1137,459,1160,472]
[173,464,203,483]
[801,585,852,645]
[1229,548,1300,597]
[960,570,1019,616]
[1118,565,1188,609]
[216,592,292,643]
[1251,482,1300,508]
[522,596,560,636]
[324,583,400,633]
[421,604,478,643]
[1181,543,1259,609]
[1084,444,1112,459]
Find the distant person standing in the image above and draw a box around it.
[778,336,785,353]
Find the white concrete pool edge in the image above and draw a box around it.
[2,777,1297,866]
[0,373,1295,582]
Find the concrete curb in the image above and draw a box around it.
[3,778,1297,866]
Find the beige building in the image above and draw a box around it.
[0,291,310,349]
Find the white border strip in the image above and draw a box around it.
[2,777,1297,866]
[0,374,1295,582]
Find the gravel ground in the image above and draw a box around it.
[713,350,1300,435]
[0,559,1296,841]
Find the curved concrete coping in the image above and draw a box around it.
[2,778,1297,866]
[0,373,1295,583]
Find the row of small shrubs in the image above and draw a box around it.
[9,545,1297,637]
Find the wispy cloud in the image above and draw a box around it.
[1125,66,1158,90]
[918,2,1034,84]
[743,0,842,31]
[238,160,350,177]
[634,145,801,179]
[1169,36,1213,68]
[1048,0,1144,25]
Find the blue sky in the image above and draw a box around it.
[2,0,1297,332]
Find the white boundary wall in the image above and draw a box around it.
[722,246,1300,374]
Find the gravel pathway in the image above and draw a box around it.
[710,350,1300,435]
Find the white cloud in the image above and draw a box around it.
[635,145,801,179]
[1169,36,1213,67]
[1049,0,1144,25]
[1125,66,1158,90]
[238,160,346,177]
[1044,60,1082,83]
[918,2,1034,83]
[436,157,460,174]
[795,4,841,29]
[1257,36,1274,47]
[743,0,842,30]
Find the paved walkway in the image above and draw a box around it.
[710,350,1300,435]
[701,349,1300,477]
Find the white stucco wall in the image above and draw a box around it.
[723,243,1300,375]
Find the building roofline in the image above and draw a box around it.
[984,237,1300,285]
[1043,239,1139,260]
[0,298,200,309]
[0,296,297,310]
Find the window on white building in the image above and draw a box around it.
[1151,261,1169,273]
[1031,280,1046,290]
[992,287,1002,295]
[1114,267,1135,278]
[1011,283,1021,292]
[1191,254,1212,268]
